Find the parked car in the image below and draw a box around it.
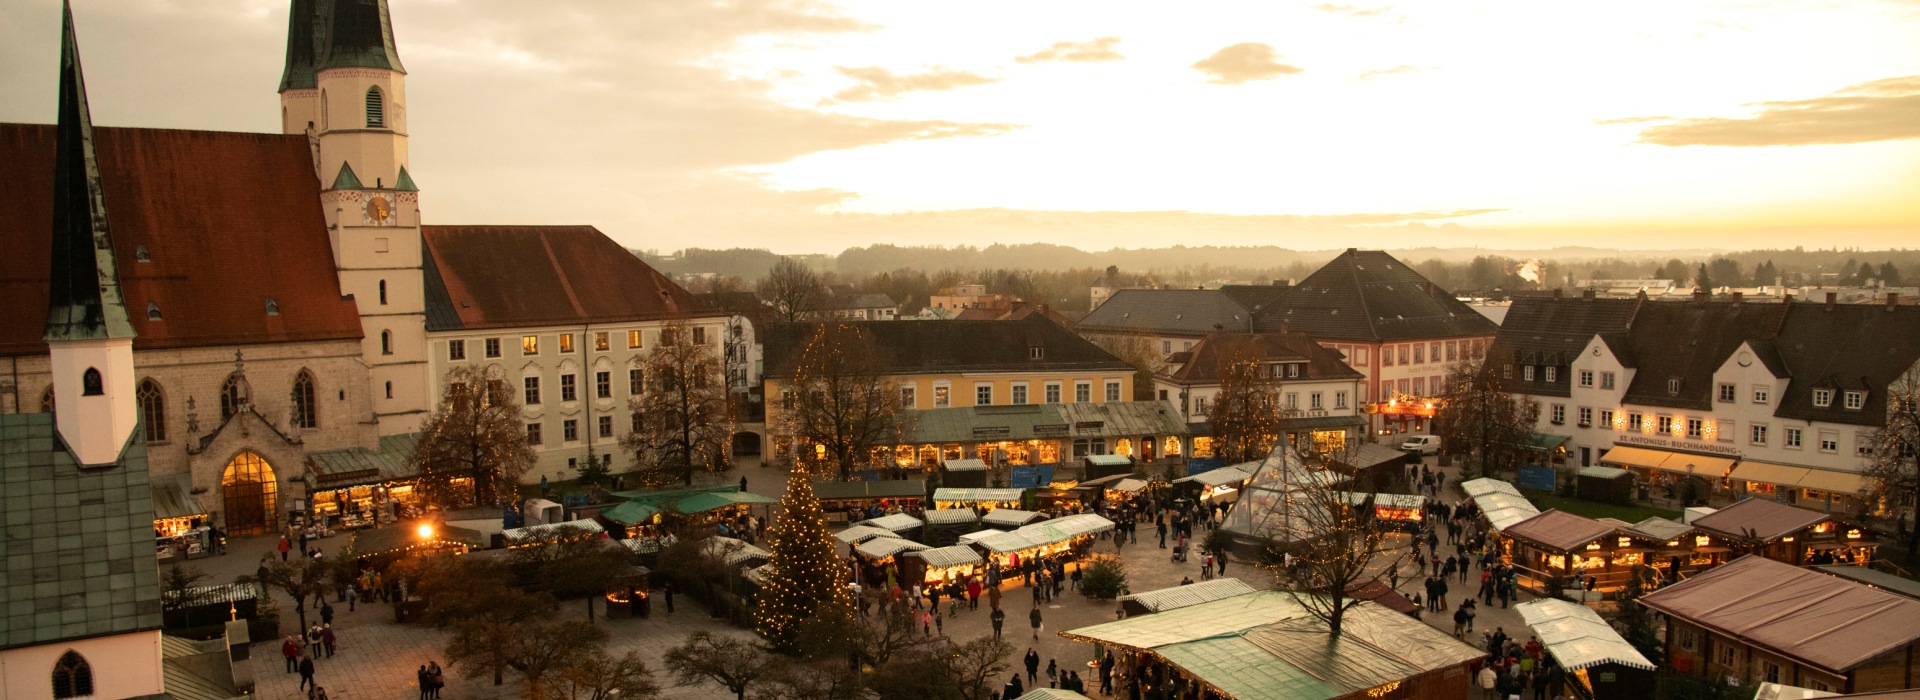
[1399,435,1441,455]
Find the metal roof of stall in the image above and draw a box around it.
[910,545,985,569]
[856,536,930,560]
[1515,598,1656,671]
[1118,578,1258,613]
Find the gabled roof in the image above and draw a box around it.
[1487,296,1644,397]
[1503,509,1617,552]
[421,226,716,331]
[820,292,896,311]
[1691,497,1832,543]
[1217,284,1292,315]
[1255,249,1498,342]
[1639,555,1920,674]
[0,124,364,356]
[696,290,777,331]
[1163,331,1364,385]
[1616,301,1790,410]
[761,316,1132,378]
[1076,288,1256,335]
[1769,302,1920,427]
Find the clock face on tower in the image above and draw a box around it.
[365,195,393,224]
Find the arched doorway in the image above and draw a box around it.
[731,431,762,457]
[222,451,278,535]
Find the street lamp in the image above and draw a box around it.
[416,523,435,540]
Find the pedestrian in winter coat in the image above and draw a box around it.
[297,655,316,691]
[1029,605,1043,640]
[282,636,299,673]
[1024,649,1040,684]
[991,607,1006,639]
[321,624,336,657]
[278,535,292,561]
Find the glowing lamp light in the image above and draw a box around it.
[416,523,435,540]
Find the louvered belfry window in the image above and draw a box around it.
[365,87,385,128]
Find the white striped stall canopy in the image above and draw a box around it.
[910,545,985,570]
[1459,477,1523,500]
[923,508,981,527]
[859,513,925,534]
[1515,598,1656,671]
[975,514,1115,554]
[982,509,1047,529]
[1172,466,1253,488]
[1477,492,1541,533]
[1112,478,1151,493]
[957,529,1001,545]
[1118,578,1258,614]
[855,536,930,560]
[835,525,896,544]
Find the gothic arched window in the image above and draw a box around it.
[365,87,385,128]
[292,371,317,429]
[138,379,167,442]
[221,375,245,421]
[52,650,92,699]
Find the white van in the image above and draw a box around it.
[1399,435,1441,455]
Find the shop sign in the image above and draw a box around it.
[1033,424,1071,437]
[1616,433,1741,457]
[315,468,381,486]
[971,426,1011,439]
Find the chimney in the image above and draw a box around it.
[1731,291,1743,304]
[1581,289,1595,301]
[1427,282,1436,297]
[1692,289,1708,303]
[1783,293,1794,304]
[1889,292,1900,310]
[1826,292,1837,311]
[1552,288,1563,300]
[1280,319,1292,335]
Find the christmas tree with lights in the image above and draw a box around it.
[754,466,854,653]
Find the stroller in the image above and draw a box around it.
[1170,543,1187,563]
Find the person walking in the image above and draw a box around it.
[346,584,357,613]
[278,534,292,562]
[1029,604,1044,641]
[991,606,1006,639]
[1024,648,1040,685]
[320,601,334,626]
[297,654,316,692]
[320,624,336,658]
[282,636,299,673]
[664,579,676,614]
[1046,659,1059,688]
[1452,604,1470,639]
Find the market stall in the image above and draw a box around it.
[603,565,653,620]
[982,509,1047,530]
[942,458,991,488]
[906,545,986,588]
[858,513,925,541]
[1691,497,1878,567]
[972,513,1115,572]
[1336,492,1425,529]
[1515,599,1656,700]
[957,529,1001,547]
[497,519,606,548]
[835,524,897,546]
[932,487,1026,511]
[1171,465,1252,505]
[1503,510,1657,594]
[305,434,433,528]
[922,508,980,546]
[812,478,927,521]
[853,536,930,582]
[1461,477,1541,533]
[152,474,213,562]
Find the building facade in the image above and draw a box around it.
[1153,331,1367,456]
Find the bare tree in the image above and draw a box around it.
[779,322,912,480]
[1433,354,1540,479]
[664,632,781,700]
[758,257,822,323]
[623,320,731,486]
[1207,344,1283,465]
[1866,365,1920,558]
[413,365,536,507]
[550,648,663,700]
[866,636,1015,700]
[1253,446,1414,638]
[447,618,606,700]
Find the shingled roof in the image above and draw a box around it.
[1768,301,1920,427]
[1254,249,1498,342]
[1163,332,1364,384]
[0,124,364,356]
[1489,296,1644,397]
[421,226,715,331]
[1076,289,1257,335]
[762,316,1132,379]
[1616,300,1791,411]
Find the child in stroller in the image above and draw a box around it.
[1170,543,1187,563]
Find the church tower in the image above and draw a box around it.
[280,0,429,433]
[46,0,139,466]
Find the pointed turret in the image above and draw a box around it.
[45,1,141,466]
[278,0,322,92]
[318,0,405,73]
[45,0,134,344]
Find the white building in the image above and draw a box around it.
[1494,293,1920,512]
[1155,332,1368,456]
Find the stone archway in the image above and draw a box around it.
[221,451,279,535]
[731,430,763,457]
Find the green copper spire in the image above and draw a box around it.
[317,0,406,74]
[330,161,363,190]
[45,0,135,343]
[393,165,417,191]
[278,0,322,92]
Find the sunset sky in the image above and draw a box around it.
[2,0,1917,253]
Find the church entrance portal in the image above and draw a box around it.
[222,451,279,535]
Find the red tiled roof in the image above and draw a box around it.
[0,124,363,356]
[421,225,713,331]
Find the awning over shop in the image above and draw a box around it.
[982,509,1046,529]
[835,525,895,545]
[943,459,988,472]
[1460,477,1522,500]
[923,508,981,528]
[855,536,929,560]
[859,513,925,533]
[1515,599,1656,671]
[1600,446,1735,477]
[502,520,604,544]
[703,536,769,566]
[1505,432,1571,452]
[1336,493,1425,510]
[1477,493,1541,533]
[958,529,1000,545]
[1275,414,1369,431]
[600,501,659,525]
[910,545,984,569]
[1118,578,1258,614]
[1733,461,1870,495]
[1111,478,1151,493]
[1084,454,1135,468]
[975,514,1115,554]
[1076,474,1131,489]
[306,433,422,490]
[151,474,207,521]
[933,487,1026,505]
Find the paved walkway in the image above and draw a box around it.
[205,460,1549,699]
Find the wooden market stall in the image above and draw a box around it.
[835,524,896,547]
[942,458,991,488]
[853,536,930,586]
[1170,465,1253,505]
[1335,492,1426,530]
[810,478,927,522]
[1502,510,1660,595]
[971,513,1115,577]
[1690,497,1877,567]
[857,513,926,542]
[905,545,986,589]
[922,507,981,546]
[933,487,1027,511]
[981,508,1047,530]
[1515,599,1656,700]
[151,473,214,563]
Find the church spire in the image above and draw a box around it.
[318,0,406,74]
[45,0,134,344]
[278,0,322,92]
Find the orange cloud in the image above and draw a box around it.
[1016,37,1125,63]
[829,66,1000,102]
[1625,76,1920,146]
[1192,43,1304,85]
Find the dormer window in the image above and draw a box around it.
[265,298,280,316]
[1028,346,1044,360]
[1667,378,1681,396]
[1843,390,1866,410]
[1813,389,1833,408]
[135,244,151,262]
[147,302,162,321]
[365,87,385,128]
